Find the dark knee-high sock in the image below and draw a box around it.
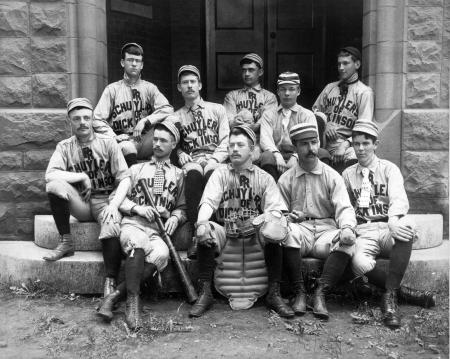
[102,237,122,279]
[125,248,145,294]
[185,170,204,224]
[261,165,279,181]
[366,262,388,289]
[265,243,283,283]
[124,153,138,168]
[283,247,303,290]
[385,239,413,291]
[340,263,356,284]
[48,193,70,235]
[320,251,351,288]
[197,244,216,283]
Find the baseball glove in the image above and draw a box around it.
[252,210,288,244]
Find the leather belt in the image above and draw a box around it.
[357,217,388,225]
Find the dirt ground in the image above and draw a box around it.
[0,282,448,359]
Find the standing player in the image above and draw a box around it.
[223,53,277,161]
[43,98,130,299]
[277,123,357,320]
[97,122,187,330]
[342,120,435,328]
[94,42,174,167]
[313,47,374,171]
[260,72,317,180]
[190,125,302,319]
[169,65,230,231]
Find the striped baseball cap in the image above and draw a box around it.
[178,65,201,81]
[240,53,263,68]
[289,123,319,141]
[232,124,257,145]
[156,121,180,144]
[277,72,300,86]
[67,97,93,114]
[353,119,379,138]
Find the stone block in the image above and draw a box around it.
[376,43,403,73]
[407,41,442,72]
[441,58,449,108]
[17,217,34,236]
[406,73,440,108]
[408,7,442,40]
[23,149,53,170]
[402,110,449,150]
[0,38,31,75]
[0,172,46,202]
[402,151,449,197]
[16,201,50,218]
[0,110,69,150]
[32,74,68,108]
[376,74,403,109]
[34,215,102,251]
[0,77,31,107]
[409,214,443,249]
[0,151,22,170]
[30,2,66,36]
[0,203,17,235]
[31,37,67,73]
[409,0,443,5]
[376,110,402,165]
[409,197,449,238]
[0,2,28,36]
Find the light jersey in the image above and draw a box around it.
[120,160,187,228]
[93,77,173,136]
[342,156,409,222]
[260,104,317,154]
[171,98,230,163]
[313,80,374,139]
[46,133,129,195]
[277,160,357,228]
[199,163,287,224]
[223,86,277,123]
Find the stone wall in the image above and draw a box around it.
[402,0,449,236]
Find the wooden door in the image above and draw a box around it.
[205,0,325,108]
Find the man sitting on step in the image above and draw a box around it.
[342,119,436,328]
[44,98,131,301]
[189,125,299,319]
[97,122,187,330]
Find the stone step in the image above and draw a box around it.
[409,214,443,249]
[34,215,193,252]
[0,241,448,295]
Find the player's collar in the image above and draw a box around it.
[186,97,205,112]
[123,73,141,86]
[277,103,300,113]
[149,157,171,167]
[356,155,379,174]
[295,160,323,177]
[243,84,262,92]
[227,163,255,172]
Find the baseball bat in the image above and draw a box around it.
[138,178,198,304]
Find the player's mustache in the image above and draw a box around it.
[78,126,89,130]
[307,151,317,157]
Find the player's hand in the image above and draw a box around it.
[325,127,339,142]
[339,227,356,246]
[286,155,298,169]
[134,205,160,222]
[178,151,192,166]
[80,174,91,202]
[155,205,170,219]
[195,222,215,247]
[206,158,219,171]
[101,203,121,224]
[388,218,415,242]
[164,216,179,236]
[274,152,288,174]
[287,210,306,223]
[115,133,130,143]
[133,118,148,140]
[332,141,348,164]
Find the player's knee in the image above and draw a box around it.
[183,162,203,174]
[149,242,170,272]
[204,161,219,174]
[99,221,121,240]
[311,241,331,259]
[119,140,138,156]
[351,254,375,277]
[46,179,70,199]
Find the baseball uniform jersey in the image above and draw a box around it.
[93,76,174,137]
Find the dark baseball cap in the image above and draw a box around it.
[340,46,361,61]
[121,42,144,57]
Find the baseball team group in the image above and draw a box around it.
[42,42,436,331]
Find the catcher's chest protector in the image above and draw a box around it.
[214,234,267,310]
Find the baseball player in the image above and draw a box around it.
[97,122,187,330]
[260,72,317,181]
[94,42,174,167]
[169,65,230,231]
[313,46,374,172]
[43,98,130,300]
[342,120,435,328]
[190,125,300,318]
[277,122,357,320]
[223,53,277,162]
